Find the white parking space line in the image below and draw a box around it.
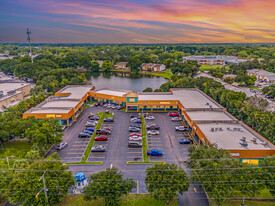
[70,149,85,151]
[63,157,81,159]
[148,140,162,142]
[72,145,87,147]
[89,157,105,159]
[67,152,83,155]
[127,152,142,154]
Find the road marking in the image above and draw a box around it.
[67,153,83,155]
[127,156,142,158]
[91,152,106,154]
[148,140,161,142]
[150,144,162,146]
[72,145,87,147]
[127,152,142,154]
[63,157,81,159]
[128,148,142,150]
[150,156,165,158]
[70,149,85,151]
[89,156,105,159]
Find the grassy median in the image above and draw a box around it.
[141,115,149,161]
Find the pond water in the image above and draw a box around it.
[88,72,167,92]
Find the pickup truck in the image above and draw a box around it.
[147,149,163,156]
[175,126,188,132]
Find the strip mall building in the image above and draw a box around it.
[23,85,275,163]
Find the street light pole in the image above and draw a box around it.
[39,171,48,203]
[6,155,15,169]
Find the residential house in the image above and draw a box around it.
[247,69,275,83]
[141,63,166,72]
[115,62,129,70]
[96,60,104,68]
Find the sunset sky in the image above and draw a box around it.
[0,0,274,43]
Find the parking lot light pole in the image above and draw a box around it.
[6,155,15,169]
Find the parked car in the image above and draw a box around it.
[56,142,67,150]
[89,115,100,120]
[130,124,141,128]
[168,112,179,117]
[130,114,140,118]
[104,117,115,122]
[85,122,97,127]
[131,120,141,124]
[82,129,93,135]
[147,149,163,156]
[129,133,142,137]
[147,130,160,135]
[95,135,108,141]
[85,127,95,132]
[101,127,112,131]
[91,145,106,152]
[128,141,142,148]
[129,127,141,132]
[146,125,160,130]
[95,103,100,107]
[79,132,90,138]
[145,115,155,120]
[96,129,111,135]
[117,105,124,110]
[129,136,142,141]
[171,117,181,121]
[175,126,188,132]
[179,139,192,144]
[61,125,66,131]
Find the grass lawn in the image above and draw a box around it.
[0,140,32,159]
[146,70,173,79]
[141,115,148,161]
[210,200,275,206]
[199,65,229,71]
[59,194,179,206]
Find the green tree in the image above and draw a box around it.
[163,58,174,68]
[91,60,100,72]
[143,87,153,92]
[78,56,91,69]
[5,153,74,206]
[83,168,136,206]
[25,119,63,152]
[260,156,275,197]
[145,163,189,203]
[102,60,113,72]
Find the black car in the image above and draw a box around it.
[96,129,111,135]
[128,141,142,148]
[89,115,100,120]
[129,127,141,132]
[130,124,141,128]
[95,103,100,106]
[131,120,141,124]
[79,132,90,138]
[146,125,160,130]
[104,117,114,122]
[82,129,93,135]
[130,114,140,118]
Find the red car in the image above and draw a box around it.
[169,112,179,117]
[129,133,142,137]
[95,135,108,141]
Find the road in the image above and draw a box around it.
[51,107,209,205]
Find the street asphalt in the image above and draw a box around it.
[51,106,209,205]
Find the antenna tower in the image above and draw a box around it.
[26,28,33,63]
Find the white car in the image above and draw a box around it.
[175,126,188,131]
[147,130,160,135]
[145,116,155,120]
[129,136,142,141]
[56,142,67,150]
[171,117,181,121]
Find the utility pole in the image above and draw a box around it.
[39,171,48,203]
[26,28,33,63]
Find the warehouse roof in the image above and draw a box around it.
[56,85,93,99]
[93,88,132,97]
[186,110,234,121]
[0,82,30,96]
[28,108,72,114]
[197,122,273,150]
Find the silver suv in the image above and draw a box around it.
[56,142,67,150]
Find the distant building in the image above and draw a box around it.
[0,82,31,110]
[96,60,104,68]
[141,63,166,72]
[115,62,129,70]
[247,69,275,83]
[182,55,247,66]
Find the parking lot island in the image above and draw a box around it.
[23,85,275,164]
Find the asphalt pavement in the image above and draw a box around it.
[53,108,209,205]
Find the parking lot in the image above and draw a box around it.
[145,113,192,164]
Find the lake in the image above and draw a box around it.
[88,72,167,92]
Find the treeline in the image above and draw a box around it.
[0,92,63,154]
[156,76,275,144]
[0,57,89,94]
[186,147,275,205]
